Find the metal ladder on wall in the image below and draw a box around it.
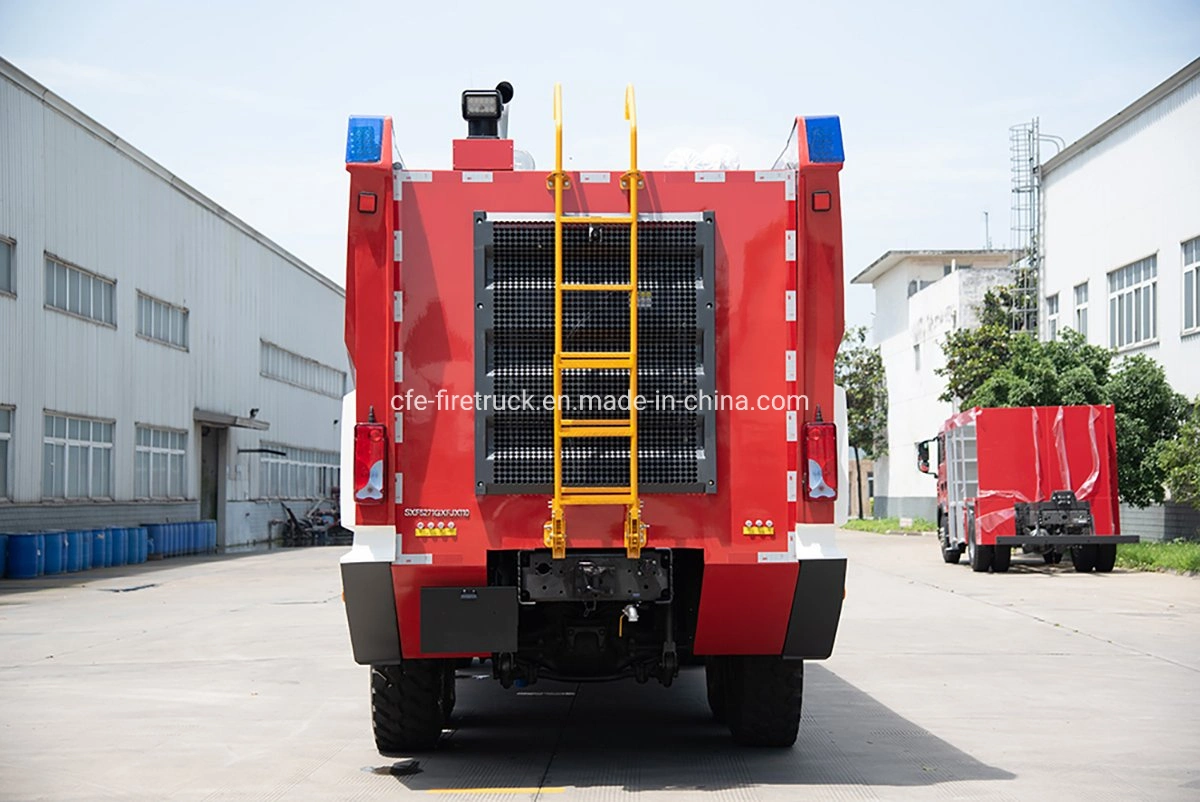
[543,83,647,560]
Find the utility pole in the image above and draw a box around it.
[984,211,991,249]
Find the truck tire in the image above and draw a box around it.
[939,514,961,564]
[992,545,1012,573]
[726,656,803,747]
[1095,543,1117,573]
[371,661,446,753]
[705,657,728,724]
[967,522,992,573]
[442,663,457,722]
[1072,544,1098,573]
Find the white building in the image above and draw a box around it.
[1041,57,1200,396]
[0,58,348,547]
[851,250,1013,521]
[1040,56,1200,539]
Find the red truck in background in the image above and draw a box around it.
[918,405,1138,573]
[338,82,850,751]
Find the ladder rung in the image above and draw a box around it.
[560,493,635,506]
[560,419,634,438]
[560,352,633,370]
[562,283,633,291]
[560,216,634,225]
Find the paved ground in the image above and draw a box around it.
[1,531,1197,801]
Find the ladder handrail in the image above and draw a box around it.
[543,83,646,560]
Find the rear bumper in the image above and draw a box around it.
[994,535,1140,546]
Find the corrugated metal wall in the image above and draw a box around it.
[0,60,347,545]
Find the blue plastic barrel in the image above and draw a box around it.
[109,527,127,567]
[190,522,200,554]
[91,529,107,568]
[6,533,43,578]
[79,530,93,571]
[126,528,139,565]
[66,531,85,572]
[42,531,66,575]
[136,527,148,563]
[0,533,8,577]
[165,523,175,557]
[168,523,178,557]
[206,520,217,553]
[145,524,160,557]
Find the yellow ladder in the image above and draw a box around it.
[543,83,647,560]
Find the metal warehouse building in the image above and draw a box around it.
[0,58,348,547]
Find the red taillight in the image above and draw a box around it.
[802,421,838,501]
[353,423,387,504]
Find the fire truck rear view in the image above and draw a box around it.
[338,82,849,751]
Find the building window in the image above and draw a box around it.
[0,406,12,499]
[258,443,340,499]
[1046,293,1060,341]
[0,238,14,296]
[1073,282,1089,338]
[137,292,189,349]
[260,340,346,398]
[1108,255,1157,350]
[135,426,187,499]
[1184,236,1200,334]
[44,255,115,326]
[42,413,113,499]
[913,343,921,372]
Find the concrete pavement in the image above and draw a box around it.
[0,531,1197,800]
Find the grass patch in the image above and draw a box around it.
[842,516,936,534]
[1116,540,1200,574]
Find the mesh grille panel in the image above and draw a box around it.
[481,217,712,492]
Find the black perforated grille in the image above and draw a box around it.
[479,217,713,493]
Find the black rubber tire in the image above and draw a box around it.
[938,514,961,564]
[968,524,993,573]
[442,663,457,722]
[371,661,446,754]
[726,656,804,747]
[1095,543,1117,573]
[992,545,1012,573]
[1042,551,1056,565]
[705,657,728,724]
[1072,544,1098,573]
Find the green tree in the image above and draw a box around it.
[1105,356,1189,507]
[836,326,887,519]
[1158,398,1200,509]
[935,290,1186,508]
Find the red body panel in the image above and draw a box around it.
[345,116,844,658]
[940,405,1121,545]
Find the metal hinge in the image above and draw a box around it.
[785,230,796,261]
[785,290,796,322]
[393,231,403,262]
[394,291,403,322]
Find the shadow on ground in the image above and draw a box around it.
[373,664,1014,793]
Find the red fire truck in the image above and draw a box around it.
[918,405,1137,573]
[338,82,848,750]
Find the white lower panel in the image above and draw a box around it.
[758,523,845,562]
[340,524,397,564]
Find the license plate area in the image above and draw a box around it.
[517,549,672,604]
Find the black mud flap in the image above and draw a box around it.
[341,561,402,665]
[782,559,847,660]
[420,587,518,654]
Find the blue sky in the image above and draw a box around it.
[1,0,1197,329]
